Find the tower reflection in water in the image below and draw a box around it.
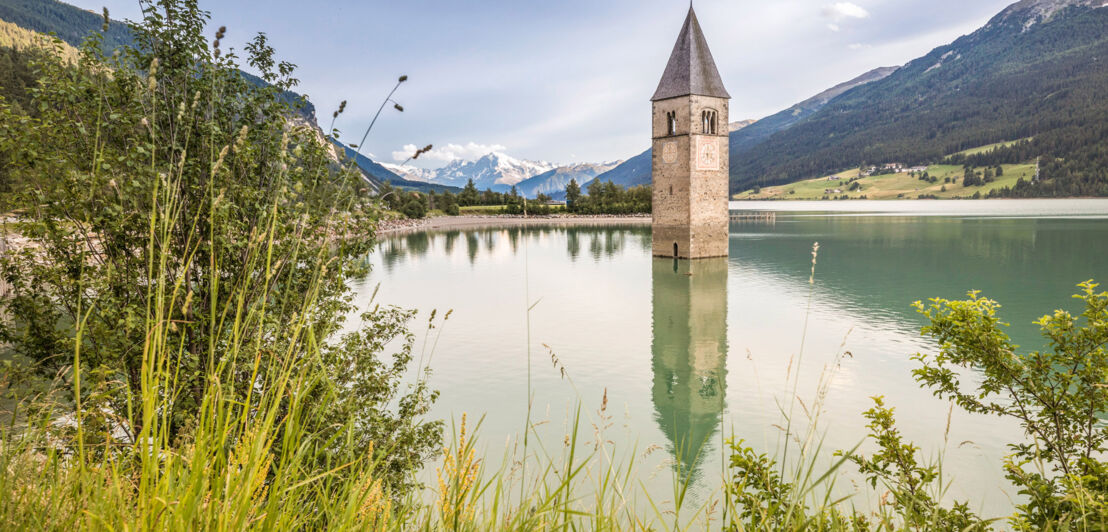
[651,257,729,480]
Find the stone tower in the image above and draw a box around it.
[651,6,730,259]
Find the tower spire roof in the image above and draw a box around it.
[651,6,730,101]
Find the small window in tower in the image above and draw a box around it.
[669,185,673,195]
[666,111,677,136]
[702,110,718,135]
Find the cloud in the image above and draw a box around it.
[823,2,870,21]
[827,23,841,31]
[847,43,870,50]
[391,141,508,164]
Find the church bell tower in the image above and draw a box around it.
[651,6,730,259]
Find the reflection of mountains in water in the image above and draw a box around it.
[729,216,1108,346]
[376,225,652,271]
[651,258,728,480]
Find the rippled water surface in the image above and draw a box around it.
[352,199,1108,518]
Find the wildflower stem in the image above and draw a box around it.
[347,78,405,181]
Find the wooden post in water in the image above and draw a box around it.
[729,211,776,223]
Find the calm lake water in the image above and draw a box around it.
[353,199,1108,519]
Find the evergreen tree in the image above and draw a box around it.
[460,178,478,205]
[565,178,581,211]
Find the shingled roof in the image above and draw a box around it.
[651,6,730,102]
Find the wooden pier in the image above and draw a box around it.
[729,211,777,223]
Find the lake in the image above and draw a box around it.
[352,199,1108,519]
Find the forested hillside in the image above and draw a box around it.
[0,0,318,123]
[0,18,80,114]
[732,4,1108,197]
[0,0,130,50]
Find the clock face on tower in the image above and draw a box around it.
[662,141,678,164]
[696,137,719,171]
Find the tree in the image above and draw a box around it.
[963,167,983,187]
[439,191,459,215]
[402,197,427,219]
[565,178,581,211]
[460,178,478,206]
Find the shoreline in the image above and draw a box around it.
[377,214,651,234]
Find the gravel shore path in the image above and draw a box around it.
[376,214,651,234]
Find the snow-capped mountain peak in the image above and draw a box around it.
[381,163,437,183]
[996,0,1106,28]
[392,151,557,191]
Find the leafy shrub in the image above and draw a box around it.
[726,281,1108,530]
[402,198,427,219]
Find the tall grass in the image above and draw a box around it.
[0,207,1021,530]
[0,145,662,528]
[0,164,1007,531]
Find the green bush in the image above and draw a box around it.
[726,281,1108,530]
[401,198,427,219]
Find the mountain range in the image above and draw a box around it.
[515,162,622,199]
[729,0,1108,196]
[0,1,619,200]
[384,153,622,198]
[4,0,1107,198]
[389,152,554,190]
[592,0,1108,198]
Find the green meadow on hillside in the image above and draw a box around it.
[735,162,1035,200]
[948,137,1033,158]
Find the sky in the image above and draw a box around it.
[72,0,1021,168]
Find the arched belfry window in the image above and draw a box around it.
[701,109,718,135]
[666,111,677,136]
